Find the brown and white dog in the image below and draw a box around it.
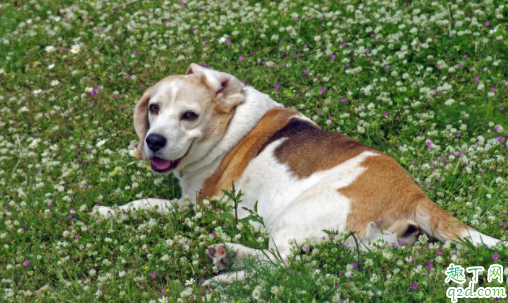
[96,63,502,282]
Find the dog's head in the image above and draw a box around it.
[133,63,245,173]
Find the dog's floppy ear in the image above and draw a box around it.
[133,88,151,160]
[186,63,245,110]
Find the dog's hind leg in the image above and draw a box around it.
[205,242,288,283]
[93,198,175,217]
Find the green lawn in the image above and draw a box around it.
[0,0,507,302]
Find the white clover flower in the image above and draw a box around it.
[51,80,59,86]
[33,89,42,95]
[45,45,55,53]
[71,44,80,54]
[20,106,29,112]
[48,64,55,70]
[96,139,107,148]
[218,37,227,43]
[444,99,455,106]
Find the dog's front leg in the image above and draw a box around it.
[93,198,178,217]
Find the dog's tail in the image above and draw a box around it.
[413,197,500,246]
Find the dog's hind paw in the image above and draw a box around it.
[207,244,233,271]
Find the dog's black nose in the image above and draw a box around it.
[146,134,167,151]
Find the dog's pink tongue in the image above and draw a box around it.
[151,157,172,170]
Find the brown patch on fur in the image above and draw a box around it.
[199,107,301,200]
[262,119,377,178]
[339,155,467,240]
[133,88,152,160]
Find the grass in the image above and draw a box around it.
[0,0,507,301]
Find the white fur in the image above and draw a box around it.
[289,114,317,125]
[462,229,500,247]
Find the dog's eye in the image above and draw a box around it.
[149,104,159,113]
[182,111,198,121]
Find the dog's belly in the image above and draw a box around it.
[235,138,379,233]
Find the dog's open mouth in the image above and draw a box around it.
[150,157,181,173]
[150,144,192,173]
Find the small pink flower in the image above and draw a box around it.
[227,38,231,44]
[385,65,390,69]
[23,260,30,266]
[238,56,243,61]
[340,98,346,103]
[427,141,433,147]
[151,272,157,278]
[436,250,442,255]
[132,51,137,55]
[179,1,185,4]
[411,284,418,290]
[492,253,499,260]
[119,104,124,110]
[384,111,388,117]
[331,54,336,60]
[211,231,216,236]
[474,77,479,81]
[68,215,72,219]
[275,83,280,89]
[89,103,94,107]
[427,262,433,268]
[303,69,308,73]
[114,95,118,99]
[456,133,461,137]
[484,22,490,27]
[494,125,500,132]
[295,53,300,57]
[126,74,130,78]
[320,87,326,94]
[75,235,80,239]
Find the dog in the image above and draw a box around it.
[96,63,502,282]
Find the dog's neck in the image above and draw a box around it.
[174,86,281,197]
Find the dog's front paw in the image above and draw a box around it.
[92,206,116,218]
[207,244,234,271]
